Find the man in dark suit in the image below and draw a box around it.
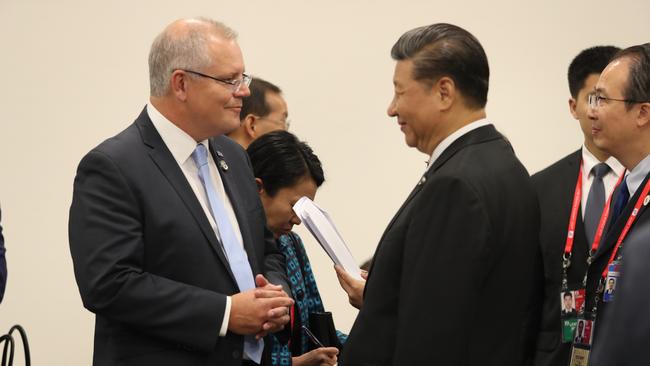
[531,46,621,366]
[337,23,542,366]
[69,18,293,366]
[583,43,650,365]
[0,206,6,303]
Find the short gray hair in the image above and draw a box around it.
[612,43,650,110]
[148,18,237,97]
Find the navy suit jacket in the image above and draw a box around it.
[588,172,650,365]
[340,125,543,366]
[69,107,289,366]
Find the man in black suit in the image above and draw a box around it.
[69,18,293,366]
[337,23,542,366]
[531,46,621,366]
[584,43,650,365]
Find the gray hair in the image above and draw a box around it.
[148,18,237,97]
[612,43,650,110]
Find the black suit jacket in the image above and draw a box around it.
[340,125,543,366]
[531,149,590,366]
[69,107,289,366]
[587,172,650,365]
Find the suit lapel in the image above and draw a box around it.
[209,139,261,275]
[135,108,235,279]
[369,125,503,277]
[595,172,650,259]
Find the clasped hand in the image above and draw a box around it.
[229,274,294,338]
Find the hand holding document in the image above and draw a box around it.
[292,197,363,280]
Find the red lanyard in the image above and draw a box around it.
[564,161,625,257]
[600,177,650,279]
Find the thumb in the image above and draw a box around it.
[255,274,269,287]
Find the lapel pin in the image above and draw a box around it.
[216,150,224,158]
[418,176,427,186]
[219,160,229,172]
[644,195,650,206]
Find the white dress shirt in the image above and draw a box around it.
[147,103,238,337]
[580,145,625,218]
[624,153,650,199]
[425,118,491,172]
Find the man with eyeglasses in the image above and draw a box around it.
[228,78,290,149]
[531,46,622,366]
[69,18,293,366]
[581,43,650,366]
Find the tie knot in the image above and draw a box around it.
[592,163,610,179]
[192,143,209,168]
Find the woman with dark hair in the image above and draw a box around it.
[247,130,345,366]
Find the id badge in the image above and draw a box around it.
[560,288,585,342]
[569,315,596,366]
[569,345,590,366]
[603,261,620,303]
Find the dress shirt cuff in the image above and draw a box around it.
[219,295,231,337]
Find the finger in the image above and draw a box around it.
[262,319,287,332]
[255,274,269,287]
[267,305,290,318]
[255,330,268,339]
[321,347,339,356]
[254,288,287,299]
[360,270,368,280]
[264,296,295,309]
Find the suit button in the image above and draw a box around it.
[232,349,241,359]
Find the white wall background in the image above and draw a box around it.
[0,0,648,364]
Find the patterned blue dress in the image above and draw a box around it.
[270,232,347,365]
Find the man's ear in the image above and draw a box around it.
[255,177,264,194]
[170,70,189,102]
[637,102,650,128]
[568,97,579,120]
[436,76,455,111]
[243,114,257,138]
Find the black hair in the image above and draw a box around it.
[568,46,620,98]
[391,23,489,109]
[241,77,282,119]
[563,291,573,298]
[247,130,324,196]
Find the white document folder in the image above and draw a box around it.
[292,197,363,280]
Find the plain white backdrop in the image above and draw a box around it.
[0,0,648,364]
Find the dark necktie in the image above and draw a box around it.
[584,163,610,244]
[609,176,630,228]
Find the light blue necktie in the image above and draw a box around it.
[191,143,263,363]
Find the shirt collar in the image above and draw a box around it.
[147,103,208,165]
[581,144,625,179]
[426,118,491,172]
[625,154,650,197]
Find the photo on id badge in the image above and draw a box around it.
[561,289,585,343]
[573,318,593,346]
[603,262,620,302]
